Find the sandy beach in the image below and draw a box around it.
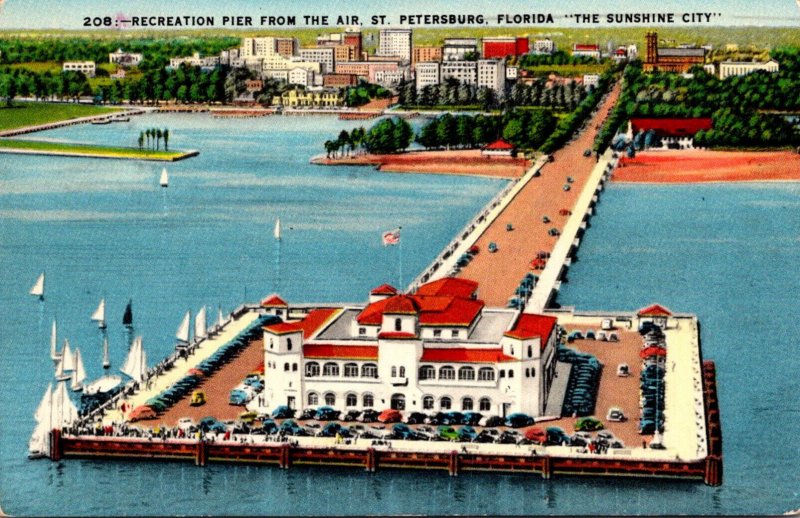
[313,149,531,178]
[614,149,800,183]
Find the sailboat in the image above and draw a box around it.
[51,380,79,427]
[176,310,191,348]
[70,348,87,392]
[30,272,45,300]
[55,339,75,381]
[122,299,133,327]
[274,217,282,240]
[29,383,53,459]
[83,375,122,396]
[102,335,110,369]
[195,306,207,342]
[91,299,107,329]
[120,336,147,383]
[50,319,61,362]
[160,167,169,188]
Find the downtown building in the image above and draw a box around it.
[259,278,559,417]
[377,28,413,63]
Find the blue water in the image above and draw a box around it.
[0,115,797,515]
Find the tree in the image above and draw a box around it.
[163,129,169,151]
[502,118,525,148]
[138,132,144,151]
[156,128,163,150]
[0,75,16,106]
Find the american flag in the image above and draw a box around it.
[382,227,401,246]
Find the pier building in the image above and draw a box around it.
[260,278,559,417]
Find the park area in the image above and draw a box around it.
[0,102,121,131]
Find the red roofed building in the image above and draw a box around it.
[260,293,288,318]
[638,303,673,328]
[572,43,601,60]
[260,277,560,417]
[629,117,713,150]
[481,138,515,157]
[482,37,529,59]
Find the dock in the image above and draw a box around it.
[0,108,149,138]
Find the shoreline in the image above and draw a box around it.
[0,146,199,162]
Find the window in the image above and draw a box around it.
[451,330,459,338]
[479,397,491,412]
[287,338,293,351]
[284,362,289,371]
[308,392,318,406]
[391,393,406,410]
[363,393,374,408]
[499,370,505,378]
[324,392,335,406]
[346,393,357,407]
[462,397,473,411]
[292,363,298,372]
[458,366,475,381]
[395,318,402,331]
[358,327,366,336]
[362,363,378,378]
[478,367,495,381]
[344,363,358,377]
[419,365,435,380]
[399,366,405,378]
[270,339,274,350]
[440,397,452,410]
[323,362,339,376]
[508,369,514,378]
[530,367,535,378]
[423,395,434,410]
[305,362,320,377]
[525,368,530,377]
[391,366,397,377]
[433,329,442,338]
[439,366,455,380]
[510,345,514,355]
[527,345,533,358]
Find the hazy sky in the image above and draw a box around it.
[0,0,798,29]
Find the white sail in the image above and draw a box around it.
[195,306,207,340]
[160,167,169,187]
[35,383,53,423]
[274,217,282,240]
[71,348,86,391]
[30,272,45,298]
[218,306,224,328]
[84,375,122,396]
[119,336,139,379]
[30,383,53,458]
[102,335,110,369]
[176,310,191,343]
[120,336,147,383]
[50,319,61,361]
[60,339,75,372]
[55,356,67,381]
[52,381,78,427]
[91,299,106,328]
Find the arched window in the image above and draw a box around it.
[439,366,455,380]
[525,368,530,377]
[395,318,402,331]
[530,367,536,378]
[344,363,358,377]
[508,369,514,378]
[391,393,406,410]
[527,345,533,358]
[362,363,378,378]
[292,363,298,372]
[346,393,357,407]
[499,369,505,378]
[458,366,475,381]
[462,397,473,411]
[478,367,495,381]
[323,362,339,376]
[284,362,289,371]
[324,392,335,406]
[305,362,320,377]
[399,366,406,377]
[270,339,274,349]
[363,393,374,408]
[287,338,293,351]
[440,396,452,410]
[422,395,434,410]
[308,392,319,406]
[479,397,491,412]
[391,366,397,377]
[419,365,435,380]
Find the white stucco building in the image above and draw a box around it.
[477,59,506,97]
[108,48,142,67]
[377,28,412,63]
[62,61,96,77]
[415,61,441,91]
[718,60,779,80]
[260,278,560,417]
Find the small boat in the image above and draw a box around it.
[194,305,207,342]
[122,299,133,327]
[91,299,107,329]
[30,272,45,300]
[102,335,110,369]
[176,310,191,347]
[274,217,282,241]
[159,167,169,188]
[70,348,87,391]
[113,116,130,122]
[120,336,147,383]
[29,383,53,459]
[50,319,61,362]
[83,375,123,396]
[91,119,112,125]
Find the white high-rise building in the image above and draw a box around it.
[477,59,506,97]
[415,62,441,91]
[441,61,477,85]
[378,29,412,63]
[443,38,478,61]
[241,37,278,58]
[299,48,335,74]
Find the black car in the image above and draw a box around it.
[404,412,428,425]
[426,412,448,425]
[358,409,380,423]
[474,429,500,443]
[461,412,483,426]
[482,415,505,428]
[496,431,522,444]
[297,408,317,421]
[342,409,362,422]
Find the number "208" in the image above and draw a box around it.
[83,17,113,27]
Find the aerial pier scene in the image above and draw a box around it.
[2,2,800,515]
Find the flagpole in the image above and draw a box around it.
[398,226,403,291]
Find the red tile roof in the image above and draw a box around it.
[260,294,288,307]
[303,344,378,360]
[630,118,712,138]
[482,138,514,151]
[264,322,303,335]
[383,295,419,314]
[504,313,557,345]
[420,348,516,363]
[295,308,339,339]
[370,284,398,296]
[415,278,478,298]
[573,44,600,51]
[377,331,417,340]
[417,296,483,327]
[638,304,673,317]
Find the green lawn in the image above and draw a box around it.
[0,102,122,131]
[0,138,188,160]
[521,63,610,77]
[8,61,62,73]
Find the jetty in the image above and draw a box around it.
[0,108,149,138]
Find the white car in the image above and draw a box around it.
[607,407,626,422]
[177,417,195,431]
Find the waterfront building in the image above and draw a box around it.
[441,60,477,86]
[482,37,529,59]
[343,27,363,58]
[443,38,478,61]
[322,73,359,88]
[260,278,559,417]
[299,47,335,74]
[643,31,706,73]
[571,44,601,60]
[334,61,409,87]
[718,60,779,79]
[108,48,142,67]
[412,46,443,65]
[272,88,344,107]
[62,61,96,77]
[377,28,413,63]
[628,117,713,149]
[477,59,506,96]
[415,61,441,91]
[168,52,220,70]
[532,38,556,55]
[219,48,240,66]
[481,138,515,157]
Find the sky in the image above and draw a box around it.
[0,0,799,29]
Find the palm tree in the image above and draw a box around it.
[145,128,152,150]
[138,132,144,151]
[163,129,169,151]
[156,129,163,150]
[324,140,334,159]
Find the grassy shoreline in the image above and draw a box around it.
[0,102,122,131]
[0,139,195,161]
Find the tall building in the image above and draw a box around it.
[377,28,412,63]
[412,46,443,65]
[415,61,441,91]
[276,38,298,58]
[299,47,335,74]
[441,60,478,85]
[482,37,529,59]
[477,59,506,96]
[241,37,278,58]
[643,31,706,73]
[443,38,478,61]
[343,27,363,58]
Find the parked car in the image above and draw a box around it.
[403,412,428,425]
[574,416,604,431]
[342,409,362,422]
[457,426,478,442]
[378,409,403,424]
[414,426,435,441]
[461,412,483,426]
[271,405,296,419]
[496,430,522,444]
[437,426,459,441]
[319,422,351,438]
[570,432,591,447]
[177,417,195,431]
[358,409,379,423]
[297,408,317,421]
[505,413,535,428]
[546,427,571,446]
[190,390,206,406]
[314,406,340,421]
[607,407,626,422]
[442,412,464,426]
[479,415,505,428]
[426,412,447,425]
[524,427,547,445]
[474,429,501,443]
[238,411,258,424]
[392,423,420,440]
